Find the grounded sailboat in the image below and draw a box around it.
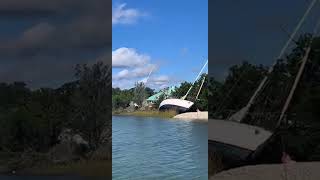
[159,60,208,113]
[209,0,320,174]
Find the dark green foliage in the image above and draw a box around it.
[208,62,267,119]
[112,88,134,110]
[112,83,155,109]
[133,82,147,106]
[208,34,320,166]
[154,93,166,108]
[112,74,208,111]
[72,62,111,149]
[209,35,320,130]
[171,73,208,111]
[145,87,155,98]
[0,62,111,153]
[171,81,192,99]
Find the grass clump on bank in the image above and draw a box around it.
[117,110,177,118]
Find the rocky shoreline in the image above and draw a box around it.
[0,128,111,176]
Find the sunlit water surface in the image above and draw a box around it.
[112,116,208,180]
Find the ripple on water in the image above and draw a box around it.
[112,116,208,180]
[0,176,106,180]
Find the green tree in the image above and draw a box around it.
[72,61,111,150]
[171,81,192,99]
[133,82,147,106]
[154,93,166,108]
[171,73,208,111]
[145,87,155,98]
[210,62,267,119]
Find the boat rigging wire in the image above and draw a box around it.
[277,15,320,127]
[181,59,208,100]
[227,0,319,122]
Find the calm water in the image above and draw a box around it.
[0,176,106,180]
[112,116,208,180]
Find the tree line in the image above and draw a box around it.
[0,62,112,154]
[208,34,320,161]
[112,73,208,111]
[208,34,320,130]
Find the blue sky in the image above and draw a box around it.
[208,0,320,79]
[2,0,320,89]
[112,0,208,89]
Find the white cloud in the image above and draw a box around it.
[112,47,173,90]
[151,75,170,85]
[112,3,144,25]
[113,75,172,90]
[131,64,157,77]
[113,64,157,80]
[144,75,171,89]
[113,69,130,80]
[112,47,150,68]
[112,47,158,81]
[112,79,134,89]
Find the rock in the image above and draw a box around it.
[142,100,149,108]
[127,101,139,111]
[72,134,89,147]
[140,106,146,111]
[58,128,73,143]
[49,128,90,164]
[58,128,89,148]
[125,102,136,112]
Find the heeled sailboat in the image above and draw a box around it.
[159,60,208,113]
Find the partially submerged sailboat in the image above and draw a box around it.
[209,0,320,173]
[159,60,208,113]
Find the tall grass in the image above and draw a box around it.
[118,110,177,118]
[1,150,112,176]
[20,160,111,176]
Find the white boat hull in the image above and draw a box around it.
[208,119,272,169]
[159,99,194,113]
[209,119,272,151]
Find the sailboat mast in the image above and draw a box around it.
[144,66,154,85]
[195,75,206,101]
[228,0,318,122]
[277,18,320,127]
[181,60,208,100]
[247,0,318,108]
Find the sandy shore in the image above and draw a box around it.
[173,111,208,120]
[210,162,320,180]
